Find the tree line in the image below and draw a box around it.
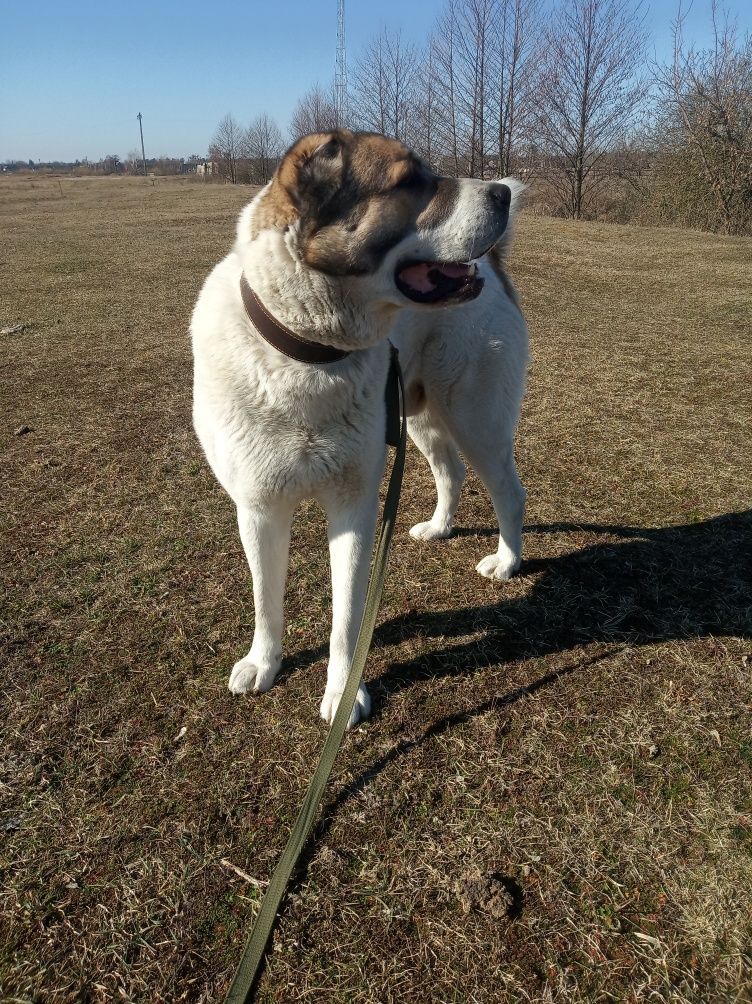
[210,0,751,235]
[2,154,208,176]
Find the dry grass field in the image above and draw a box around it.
[1,173,751,1004]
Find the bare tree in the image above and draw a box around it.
[352,29,419,142]
[289,84,339,139]
[386,30,419,143]
[244,113,284,184]
[456,0,496,177]
[352,33,389,135]
[492,0,541,177]
[653,2,752,234]
[429,0,540,179]
[124,149,143,175]
[533,0,648,218]
[411,43,440,168]
[430,0,491,176]
[432,5,463,175]
[211,113,243,184]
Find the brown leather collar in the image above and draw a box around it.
[239,274,350,364]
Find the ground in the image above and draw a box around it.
[1,174,751,1003]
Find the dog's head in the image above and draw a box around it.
[245,129,514,309]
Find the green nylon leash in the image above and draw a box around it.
[224,349,406,1003]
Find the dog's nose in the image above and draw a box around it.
[488,182,511,208]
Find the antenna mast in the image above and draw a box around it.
[335,0,347,126]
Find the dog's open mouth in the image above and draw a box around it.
[395,260,484,304]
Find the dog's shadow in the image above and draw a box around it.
[289,509,751,705]
[321,509,751,862]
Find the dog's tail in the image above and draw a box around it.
[490,177,526,267]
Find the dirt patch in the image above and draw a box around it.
[456,870,522,920]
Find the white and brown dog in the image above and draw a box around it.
[191,130,528,726]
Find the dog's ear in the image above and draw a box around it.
[247,131,352,239]
[279,130,351,215]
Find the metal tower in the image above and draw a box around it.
[335,0,347,125]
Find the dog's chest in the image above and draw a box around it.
[264,409,369,491]
[200,361,385,503]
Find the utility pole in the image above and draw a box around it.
[136,112,147,177]
[335,0,347,126]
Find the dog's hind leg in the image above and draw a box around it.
[424,331,526,581]
[228,500,295,695]
[471,448,525,581]
[319,487,380,727]
[450,425,526,581]
[407,408,466,541]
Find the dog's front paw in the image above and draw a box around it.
[320,682,371,728]
[409,520,452,541]
[228,657,279,695]
[476,551,521,581]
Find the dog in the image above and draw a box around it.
[191,129,528,726]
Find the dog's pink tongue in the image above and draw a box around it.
[399,262,436,293]
[435,262,472,278]
[399,261,470,293]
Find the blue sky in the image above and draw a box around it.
[2,0,750,162]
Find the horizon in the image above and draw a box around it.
[3,0,750,164]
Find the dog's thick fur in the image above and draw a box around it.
[191,130,528,725]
